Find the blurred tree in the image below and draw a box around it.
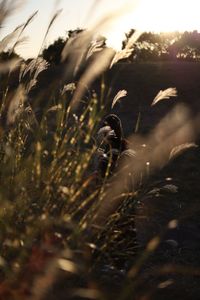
[67,28,85,38]
[42,29,85,65]
[0,50,21,61]
[122,30,200,62]
[169,31,200,61]
[42,37,65,65]
[122,29,136,49]
[42,29,107,66]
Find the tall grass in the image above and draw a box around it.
[0,1,199,300]
[0,2,139,299]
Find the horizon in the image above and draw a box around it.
[1,0,200,59]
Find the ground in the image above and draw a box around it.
[3,60,200,300]
[95,61,200,299]
[109,61,200,134]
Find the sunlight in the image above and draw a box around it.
[133,0,200,32]
[105,0,200,50]
[1,0,200,57]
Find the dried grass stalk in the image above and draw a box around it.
[11,10,38,53]
[44,9,62,41]
[61,30,93,78]
[10,36,29,52]
[0,24,24,53]
[38,9,62,56]
[7,85,26,125]
[86,39,105,59]
[110,48,133,68]
[19,57,49,82]
[61,83,76,95]
[169,143,198,160]
[92,105,200,228]
[151,87,177,106]
[71,48,115,110]
[0,0,24,25]
[111,89,127,108]
[110,30,141,67]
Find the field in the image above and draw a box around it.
[109,61,200,133]
[108,61,200,299]
[0,28,200,299]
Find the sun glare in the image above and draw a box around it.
[133,0,200,32]
[1,0,200,58]
[105,0,200,50]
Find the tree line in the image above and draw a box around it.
[41,29,200,64]
[1,29,200,64]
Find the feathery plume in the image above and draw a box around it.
[0,24,24,53]
[44,9,62,41]
[7,85,26,125]
[86,39,105,59]
[10,35,29,51]
[61,30,93,78]
[47,104,62,113]
[151,87,177,106]
[111,89,127,108]
[169,143,198,160]
[33,58,49,79]
[110,48,133,68]
[110,30,141,67]
[11,10,38,53]
[70,48,115,110]
[38,9,62,56]
[26,78,37,93]
[22,10,38,31]
[61,83,76,95]
[19,58,49,82]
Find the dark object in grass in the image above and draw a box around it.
[101,114,126,152]
[96,114,129,177]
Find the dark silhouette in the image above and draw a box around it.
[42,37,65,65]
[96,114,129,177]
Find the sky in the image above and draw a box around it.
[1,0,200,59]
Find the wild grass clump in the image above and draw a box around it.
[0,1,142,298]
[0,66,104,298]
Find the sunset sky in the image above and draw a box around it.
[1,0,200,58]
